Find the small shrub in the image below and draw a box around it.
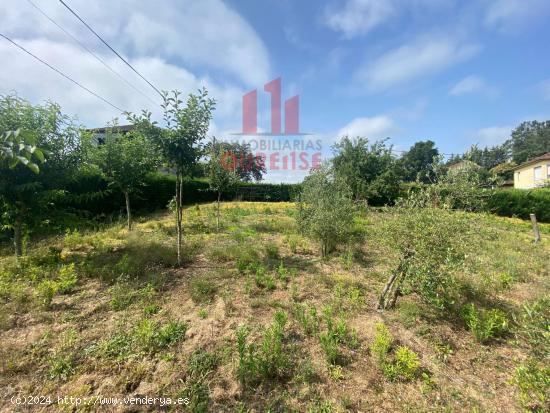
[236,310,290,386]
[297,165,355,257]
[391,346,420,380]
[36,280,57,309]
[370,323,393,363]
[57,264,78,294]
[461,303,508,343]
[190,278,217,304]
[319,308,358,365]
[370,323,420,381]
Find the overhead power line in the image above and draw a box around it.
[58,0,164,98]
[0,32,125,113]
[26,0,158,106]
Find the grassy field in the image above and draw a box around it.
[1,202,549,412]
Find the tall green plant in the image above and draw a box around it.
[0,94,81,257]
[128,89,215,265]
[207,138,237,230]
[297,165,355,257]
[86,125,159,230]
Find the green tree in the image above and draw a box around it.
[1,129,46,172]
[86,125,159,230]
[128,88,215,265]
[507,121,550,164]
[378,207,469,311]
[332,136,402,205]
[208,138,238,230]
[297,165,355,257]
[400,140,439,183]
[0,94,82,257]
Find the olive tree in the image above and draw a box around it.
[297,165,355,257]
[86,125,159,230]
[377,207,469,311]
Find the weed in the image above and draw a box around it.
[327,364,344,380]
[264,242,280,260]
[190,278,217,304]
[513,296,550,355]
[236,310,290,386]
[254,266,276,291]
[94,319,187,360]
[48,354,75,380]
[187,349,219,378]
[143,304,160,316]
[307,399,333,413]
[512,359,550,411]
[461,303,509,343]
[370,323,393,363]
[370,323,420,381]
[36,280,57,309]
[293,303,319,336]
[319,308,358,365]
[198,308,208,319]
[57,263,78,294]
[389,346,420,381]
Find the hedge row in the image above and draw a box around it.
[59,171,300,216]
[486,188,550,223]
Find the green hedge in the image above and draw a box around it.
[486,188,550,223]
[58,170,300,216]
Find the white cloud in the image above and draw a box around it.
[336,115,398,140]
[0,0,269,129]
[0,38,244,128]
[485,0,550,33]
[450,75,485,95]
[355,36,480,92]
[473,126,512,146]
[323,0,395,38]
[1,0,270,86]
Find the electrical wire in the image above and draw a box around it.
[0,32,125,113]
[26,0,158,106]
[58,0,164,98]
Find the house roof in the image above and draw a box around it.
[513,152,550,170]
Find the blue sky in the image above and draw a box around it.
[1,0,550,182]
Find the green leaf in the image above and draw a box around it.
[16,155,30,165]
[28,162,40,174]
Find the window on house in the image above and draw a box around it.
[547,165,550,179]
[534,166,542,181]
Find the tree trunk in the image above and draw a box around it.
[124,191,132,231]
[377,249,412,310]
[175,173,184,266]
[216,192,221,231]
[13,215,23,258]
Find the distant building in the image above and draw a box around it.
[513,152,550,189]
[86,124,135,144]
